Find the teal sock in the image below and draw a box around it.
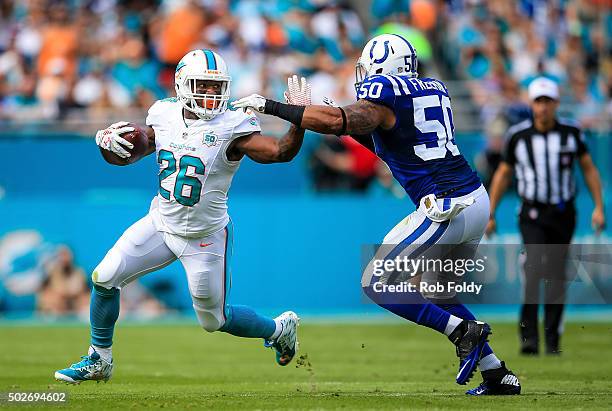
[220,305,275,339]
[90,284,120,348]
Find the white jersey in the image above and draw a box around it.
[145,98,260,237]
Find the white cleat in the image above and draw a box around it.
[265,311,299,366]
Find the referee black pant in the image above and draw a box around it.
[519,202,575,353]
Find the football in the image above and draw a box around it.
[100,124,149,165]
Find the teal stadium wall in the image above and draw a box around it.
[0,132,610,316]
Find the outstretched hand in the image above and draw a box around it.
[284,75,311,106]
[231,94,267,113]
[232,75,312,114]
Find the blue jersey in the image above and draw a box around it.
[358,74,481,204]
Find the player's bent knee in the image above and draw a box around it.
[92,248,124,289]
[194,307,224,332]
[192,298,225,332]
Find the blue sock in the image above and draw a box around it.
[364,286,451,334]
[90,285,120,348]
[434,299,493,357]
[220,305,276,339]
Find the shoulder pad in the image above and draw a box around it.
[358,75,404,108]
[146,98,179,127]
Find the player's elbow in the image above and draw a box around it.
[272,142,299,163]
[250,151,294,164]
[274,151,297,163]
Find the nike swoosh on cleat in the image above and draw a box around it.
[200,243,213,247]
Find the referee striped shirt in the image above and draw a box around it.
[503,119,588,204]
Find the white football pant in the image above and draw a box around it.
[92,213,232,332]
[362,185,490,299]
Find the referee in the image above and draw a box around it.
[486,77,606,355]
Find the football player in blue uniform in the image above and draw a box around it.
[233,34,521,395]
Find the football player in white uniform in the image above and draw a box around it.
[54,49,310,384]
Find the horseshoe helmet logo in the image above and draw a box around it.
[369,40,391,64]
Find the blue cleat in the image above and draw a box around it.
[466,362,521,395]
[54,348,113,384]
[264,311,299,366]
[448,320,491,385]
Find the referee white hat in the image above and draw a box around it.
[528,77,559,101]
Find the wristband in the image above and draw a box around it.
[264,100,305,127]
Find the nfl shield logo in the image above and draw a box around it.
[203,132,217,147]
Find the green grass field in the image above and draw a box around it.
[1,321,611,410]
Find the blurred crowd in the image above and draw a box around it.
[439,0,611,136]
[0,230,168,318]
[436,0,611,186]
[0,0,610,193]
[0,0,369,124]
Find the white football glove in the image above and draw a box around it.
[284,75,312,106]
[231,94,267,113]
[232,75,312,113]
[322,96,339,107]
[95,121,134,159]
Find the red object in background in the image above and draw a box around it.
[158,68,175,91]
[266,21,288,48]
[410,0,438,31]
[158,5,206,64]
[340,136,379,178]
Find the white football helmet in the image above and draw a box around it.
[355,33,418,92]
[175,49,231,120]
